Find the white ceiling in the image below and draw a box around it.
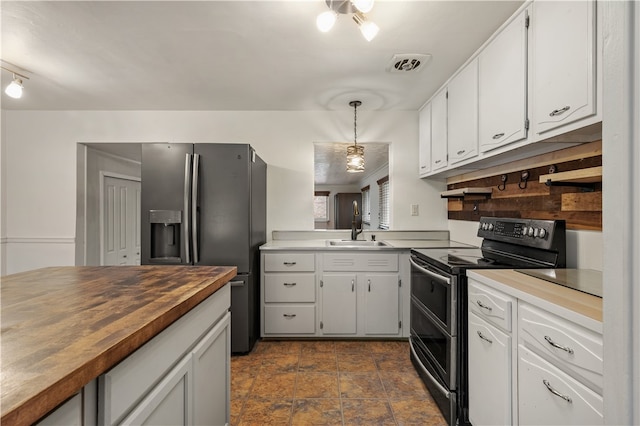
[1,0,523,112]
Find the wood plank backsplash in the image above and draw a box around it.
[446,141,602,230]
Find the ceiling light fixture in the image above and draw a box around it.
[1,65,29,99]
[346,100,365,173]
[316,0,379,41]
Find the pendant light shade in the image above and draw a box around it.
[316,10,338,32]
[346,100,365,173]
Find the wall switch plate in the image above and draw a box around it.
[411,204,419,216]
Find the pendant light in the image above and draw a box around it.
[346,100,365,173]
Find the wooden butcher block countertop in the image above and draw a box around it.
[0,265,237,426]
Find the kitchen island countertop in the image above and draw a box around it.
[0,265,236,426]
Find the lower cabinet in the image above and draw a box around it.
[99,285,231,426]
[364,274,400,335]
[320,273,357,334]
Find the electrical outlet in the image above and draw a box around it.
[411,204,419,216]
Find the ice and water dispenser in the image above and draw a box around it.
[149,210,182,262]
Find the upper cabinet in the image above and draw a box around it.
[448,58,479,164]
[431,88,449,172]
[531,0,597,136]
[418,103,432,177]
[478,10,528,153]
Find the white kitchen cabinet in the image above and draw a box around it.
[518,346,604,425]
[320,273,357,335]
[364,273,400,335]
[35,394,83,426]
[468,312,512,426]
[531,0,597,136]
[430,88,448,171]
[418,103,432,177]
[447,58,478,164]
[478,9,528,153]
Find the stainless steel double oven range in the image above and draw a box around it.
[409,217,567,425]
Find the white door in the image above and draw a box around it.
[448,58,479,164]
[320,274,357,334]
[364,274,400,335]
[103,176,141,266]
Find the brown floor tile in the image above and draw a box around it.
[239,398,293,425]
[342,399,396,425]
[334,340,372,354]
[380,371,430,399]
[390,398,447,426]
[295,372,339,398]
[366,340,408,354]
[251,372,297,399]
[292,399,343,425]
[232,353,263,372]
[230,398,245,425]
[261,353,300,372]
[300,340,336,353]
[231,371,256,399]
[339,372,385,399]
[299,352,338,372]
[374,352,415,372]
[255,340,303,354]
[337,352,377,372]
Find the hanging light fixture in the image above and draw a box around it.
[346,100,365,173]
[316,0,379,41]
[1,65,29,99]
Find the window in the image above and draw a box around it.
[314,191,330,222]
[377,176,390,229]
[361,185,371,225]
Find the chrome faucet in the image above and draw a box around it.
[351,200,363,240]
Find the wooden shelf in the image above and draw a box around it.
[440,187,493,198]
[540,166,602,186]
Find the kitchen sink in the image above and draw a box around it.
[326,240,388,247]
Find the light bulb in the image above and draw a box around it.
[5,77,23,99]
[352,0,374,14]
[359,20,379,41]
[316,10,338,32]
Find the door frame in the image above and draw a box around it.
[99,172,141,265]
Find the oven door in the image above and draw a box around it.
[409,255,456,335]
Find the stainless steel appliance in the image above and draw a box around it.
[409,217,566,425]
[141,143,266,354]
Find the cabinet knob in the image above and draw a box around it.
[549,105,570,117]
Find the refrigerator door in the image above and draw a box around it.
[229,273,258,353]
[141,143,193,265]
[194,144,253,272]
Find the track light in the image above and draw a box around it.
[1,64,29,99]
[316,0,379,42]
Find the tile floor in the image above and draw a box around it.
[230,340,446,425]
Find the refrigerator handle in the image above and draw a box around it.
[192,153,200,264]
[183,153,192,264]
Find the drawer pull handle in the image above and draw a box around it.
[283,314,297,319]
[476,300,493,312]
[457,150,466,155]
[435,159,442,164]
[549,105,570,117]
[368,279,371,292]
[283,282,297,287]
[544,335,574,354]
[492,133,505,140]
[543,379,572,403]
[477,331,493,344]
[283,262,297,266]
[352,279,355,292]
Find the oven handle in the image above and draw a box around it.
[409,256,451,285]
[410,340,451,398]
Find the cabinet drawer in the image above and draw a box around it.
[519,303,603,390]
[518,346,603,425]
[264,305,316,334]
[323,253,398,272]
[264,253,315,272]
[264,274,315,302]
[468,280,514,332]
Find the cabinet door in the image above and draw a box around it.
[518,346,603,425]
[448,58,479,164]
[479,10,528,152]
[430,89,448,171]
[364,274,400,335]
[418,103,432,176]
[532,0,596,135]
[320,274,357,334]
[192,312,231,426]
[468,312,512,426]
[120,355,192,426]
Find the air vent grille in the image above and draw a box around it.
[387,54,432,73]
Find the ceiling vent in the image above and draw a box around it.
[387,54,432,73]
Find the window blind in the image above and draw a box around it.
[377,176,389,229]
[361,185,371,224]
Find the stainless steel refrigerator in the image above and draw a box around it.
[141,143,266,353]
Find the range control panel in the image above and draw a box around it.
[477,217,565,250]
